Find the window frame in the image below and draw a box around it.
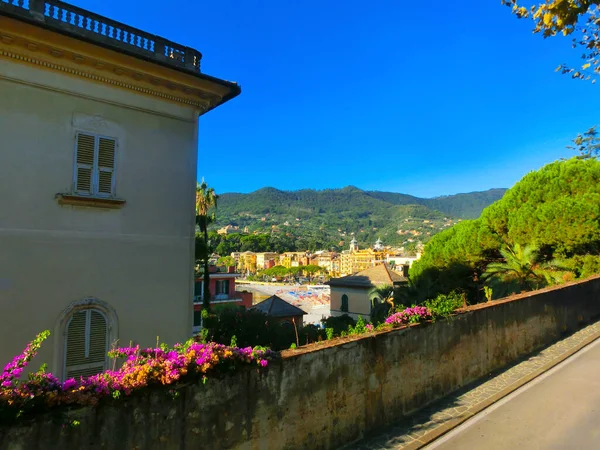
[216,279,230,296]
[73,131,118,198]
[341,294,349,312]
[63,308,109,379]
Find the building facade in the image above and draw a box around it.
[193,268,252,333]
[0,1,239,379]
[327,264,407,320]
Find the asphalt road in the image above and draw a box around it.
[426,338,600,450]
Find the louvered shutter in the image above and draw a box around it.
[97,137,116,196]
[75,133,95,195]
[65,310,107,379]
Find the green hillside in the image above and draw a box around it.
[213,186,506,250]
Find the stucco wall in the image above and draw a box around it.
[2,277,599,450]
[330,285,372,317]
[0,59,199,378]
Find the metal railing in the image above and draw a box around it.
[193,295,240,304]
[0,0,202,72]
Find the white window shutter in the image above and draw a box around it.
[97,137,116,197]
[75,133,95,195]
[65,310,108,379]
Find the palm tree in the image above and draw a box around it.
[370,285,395,324]
[196,179,218,310]
[483,243,541,289]
[483,243,572,295]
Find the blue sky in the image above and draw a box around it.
[73,1,598,197]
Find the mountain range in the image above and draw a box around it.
[212,186,507,249]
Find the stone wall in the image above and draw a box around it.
[2,276,600,450]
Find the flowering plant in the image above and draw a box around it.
[0,331,273,422]
[385,306,432,326]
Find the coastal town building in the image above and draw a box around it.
[280,252,310,268]
[237,252,257,274]
[193,267,252,333]
[251,295,306,327]
[0,1,239,379]
[327,264,407,320]
[339,239,386,276]
[255,252,279,271]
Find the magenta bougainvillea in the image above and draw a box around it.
[0,331,272,421]
[385,306,432,325]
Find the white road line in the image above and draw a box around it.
[423,336,600,449]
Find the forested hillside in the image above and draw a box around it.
[212,187,506,250]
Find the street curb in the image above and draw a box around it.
[402,328,600,450]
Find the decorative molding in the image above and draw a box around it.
[56,193,126,209]
[71,112,117,134]
[0,32,217,112]
[53,297,119,380]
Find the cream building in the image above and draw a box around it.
[0,1,239,379]
[327,264,407,320]
[255,252,278,271]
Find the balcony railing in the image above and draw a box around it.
[193,294,240,304]
[0,0,202,73]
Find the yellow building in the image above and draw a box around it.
[279,252,309,268]
[0,2,239,379]
[255,252,279,271]
[310,252,339,277]
[339,239,386,276]
[238,252,257,274]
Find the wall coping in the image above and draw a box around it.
[281,274,600,360]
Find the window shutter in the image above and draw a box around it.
[65,310,108,379]
[75,133,95,195]
[97,137,116,196]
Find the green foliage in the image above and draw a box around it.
[409,219,494,302]
[483,286,493,302]
[196,180,218,310]
[502,0,600,81]
[217,256,236,267]
[289,343,297,350]
[480,158,600,254]
[411,158,600,302]
[348,316,367,335]
[321,315,356,337]
[370,285,394,324]
[568,127,600,159]
[259,264,325,281]
[202,307,325,351]
[424,291,464,321]
[325,328,334,340]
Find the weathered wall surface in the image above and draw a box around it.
[2,277,600,450]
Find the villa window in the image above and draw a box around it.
[64,309,108,379]
[341,294,349,312]
[74,132,117,197]
[216,280,230,296]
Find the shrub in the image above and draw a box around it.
[321,315,356,336]
[424,291,464,321]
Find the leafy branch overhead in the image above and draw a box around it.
[502,0,600,81]
[568,126,600,159]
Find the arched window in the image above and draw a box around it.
[64,309,108,379]
[54,298,118,381]
[341,294,349,312]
